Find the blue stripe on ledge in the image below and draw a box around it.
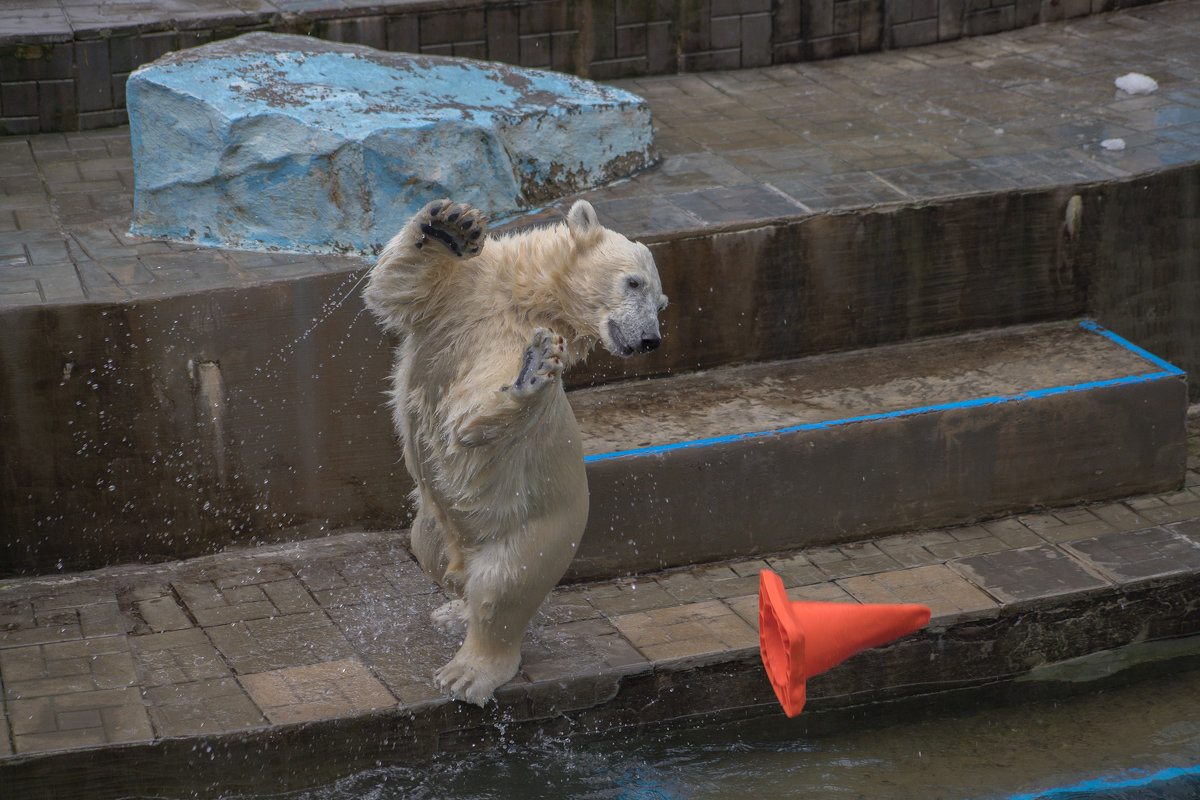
[583,320,1185,465]
[1000,763,1200,800]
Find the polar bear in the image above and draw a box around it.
[363,198,667,706]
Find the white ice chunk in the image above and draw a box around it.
[1100,138,1127,151]
[1114,72,1158,95]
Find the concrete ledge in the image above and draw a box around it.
[570,321,1188,579]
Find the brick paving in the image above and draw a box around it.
[3,0,1200,305]
[1,418,1198,763]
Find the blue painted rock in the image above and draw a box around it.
[127,33,654,254]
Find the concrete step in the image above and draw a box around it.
[566,319,1188,580]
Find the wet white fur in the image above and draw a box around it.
[363,200,666,705]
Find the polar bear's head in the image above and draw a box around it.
[565,200,668,358]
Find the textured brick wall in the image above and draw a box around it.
[0,0,1163,135]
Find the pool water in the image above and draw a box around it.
[139,638,1200,800]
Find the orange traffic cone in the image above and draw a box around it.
[758,569,931,717]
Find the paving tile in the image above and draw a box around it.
[174,580,278,627]
[238,658,396,725]
[1164,488,1200,506]
[144,678,265,736]
[323,590,458,703]
[809,541,906,578]
[873,534,941,567]
[782,581,859,603]
[611,599,758,661]
[1086,503,1154,533]
[1,636,136,700]
[1062,528,1200,583]
[1136,501,1200,526]
[949,544,1110,604]
[7,687,152,753]
[689,563,762,598]
[1030,516,1119,544]
[725,593,761,629]
[521,617,649,682]
[837,564,998,618]
[206,611,356,674]
[136,595,193,633]
[764,552,826,585]
[584,579,678,615]
[921,528,1011,559]
[665,183,810,225]
[979,517,1043,548]
[772,170,909,210]
[129,628,230,687]
[535,587,602,625]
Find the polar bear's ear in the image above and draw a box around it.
[566,200,601,239]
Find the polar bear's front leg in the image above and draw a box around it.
[452,328,567,447]
[510,327,567,397]
[363,200,487,330]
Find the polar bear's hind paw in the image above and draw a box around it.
[415,200,487,257]
[431,598,467,630]
[435,653,520,707]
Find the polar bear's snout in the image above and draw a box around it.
[602,261,667,357]
[606,315,662,356]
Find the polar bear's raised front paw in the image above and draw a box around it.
[434,650,520,707]
[414,200,487,258]
[509,328,566,398]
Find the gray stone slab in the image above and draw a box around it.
[1064,526,1200,583]
[949,544,1110,603]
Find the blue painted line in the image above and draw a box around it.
[996,763,1200,799]
[1078,318,1186,376]
[584,320,1185,465]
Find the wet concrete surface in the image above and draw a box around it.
[2,415,1200,794]
[571,321,1166,454]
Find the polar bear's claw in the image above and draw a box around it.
[512,327,566,396]
[434,653,519,707]
[416,200,488,259]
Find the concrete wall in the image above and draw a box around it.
[1,163,1196,576]
[1086,166,1200,395]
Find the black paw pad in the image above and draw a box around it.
[417,201,488,259]
[420,222,463,257]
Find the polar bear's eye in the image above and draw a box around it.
[626,276,643,290]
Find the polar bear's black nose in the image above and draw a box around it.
[638,335,661,353]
